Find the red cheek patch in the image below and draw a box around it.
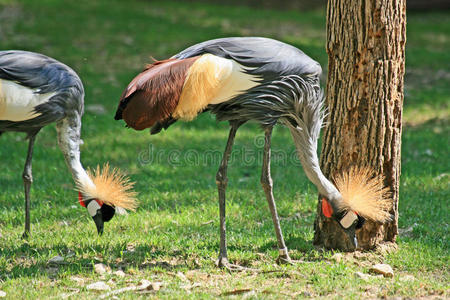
[321,198,333,218]
[78,192,86,207]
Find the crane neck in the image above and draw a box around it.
[55,114,95,195]
[288,126,342,206]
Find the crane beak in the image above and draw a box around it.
[92,213,104,235]
[343,223,358,250]
[338,211,363,250]
[85,199,105,235]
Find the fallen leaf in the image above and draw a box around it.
[369,264,394,278]
[181,282,201,290]
[86,281,111,291]
[99,286,137,299]
[135,279,164,291]
[137,279,151,290]
[221,288,253,296]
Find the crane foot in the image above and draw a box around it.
[216,256,254,272]
[276,254,293,265]
[21,231,30,239]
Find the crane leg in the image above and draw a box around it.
[261,126,292,264]
[216,121,243,270]
[22,133,37,239]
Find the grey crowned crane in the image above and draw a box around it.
[0,50,137,237]
[114,37,391,268]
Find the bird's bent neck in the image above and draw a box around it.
[56,114,95,195]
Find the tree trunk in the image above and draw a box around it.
[313,0,406,250]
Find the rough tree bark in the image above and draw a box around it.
[313,0,406,250]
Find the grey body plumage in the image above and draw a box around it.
[0,50,83,135]
[174,37,322,82]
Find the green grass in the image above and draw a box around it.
[0,0,449,298]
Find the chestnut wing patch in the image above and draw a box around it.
[116,57,198,130]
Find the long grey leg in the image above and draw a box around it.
[260,126,291,263]
[22,133,38,238]
[216,121,243,268]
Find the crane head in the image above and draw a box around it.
[321,167,393,250]
[76,164,138,235]
[321,197,365,249]
[78,192,116,235]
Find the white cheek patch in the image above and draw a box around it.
[340,211,358,229]
[87,200,101,217]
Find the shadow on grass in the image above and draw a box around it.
[0,242,188,281]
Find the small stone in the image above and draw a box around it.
[0,291,6,297]
[399,275,415,282]
[354,271,370,281]
[48,255,65,264]
[86,281,110,291]
[369,263,394,278]
[94,263,110,274]
[113,270,126,277]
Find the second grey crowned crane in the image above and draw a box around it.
[114,37,392,269]
[0,50,137,237]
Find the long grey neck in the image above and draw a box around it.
[56,113,95,193]
[279,82,342,206]
[288,126,341,203]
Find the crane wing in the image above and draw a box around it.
[173,37,322,81]
[0,51,83,131]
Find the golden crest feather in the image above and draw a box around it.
[334,166,392,222]
[77,163,138,211]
